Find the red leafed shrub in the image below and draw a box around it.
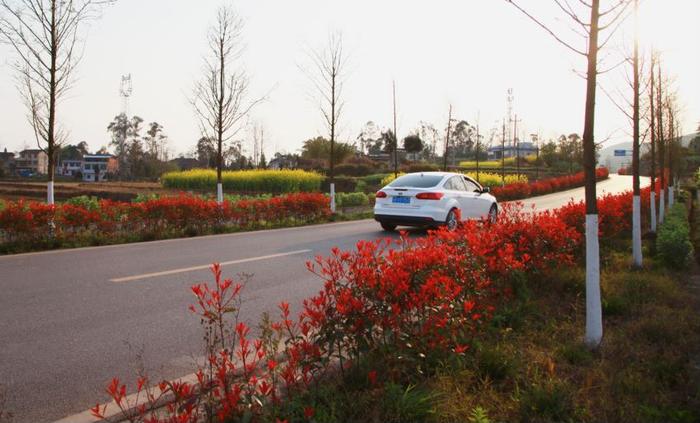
[0,201,35,242]
[0,193,331,249]
[493,168,609,201]
[554,187,650,239]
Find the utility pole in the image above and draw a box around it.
[393,80,398,178]
[501,118,506,186]
[475,112,480,182]
[513,114,522,179]
[531,133,540,180]
[443,105,453,171]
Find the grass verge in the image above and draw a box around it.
[280,220,700,422]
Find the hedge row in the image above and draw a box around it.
[161,169,324,193]
[657,203,693,268]
[0,193,330,249]
[493,168,609,201]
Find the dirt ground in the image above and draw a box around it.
[0,180,178,202]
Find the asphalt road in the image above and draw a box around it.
[0,174,642,423]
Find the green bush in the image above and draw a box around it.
[65,195,100,210]
[336,192,370,208]
[335,163,374,177]
[322,176,357,193]
[403,162,440,173]
[132,193,160,203]
[656,203,693,269]
[361,173,389,185]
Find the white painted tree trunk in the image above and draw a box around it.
[632,195,642,267]
[585,214,603,348]
[669,183,674,207]
[217,183,224,204]
[659,190,666,224]
[330,183,336,213]
[650,191,657,233]
[47,181,55,205]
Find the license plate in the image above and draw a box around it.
[392,196,410,204]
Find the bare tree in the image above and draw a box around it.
[664,87,682,207]
[301,32,347,184]
[191,6,263,203]
[657,59,666,222]
[0,0,113,204]
[648,50,657,232]
[507,0,634,349]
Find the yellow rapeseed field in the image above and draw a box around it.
[161,169,324,193]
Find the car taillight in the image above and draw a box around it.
[376,191,388,198]
[416,192,444,200]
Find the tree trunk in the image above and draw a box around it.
[217,37,225,204]
[583,0,602,349]
[649,52,657,232]
[668,114,675,207]
[47,0,58,205]
[330,72,336,184]
[657,62,665,223]
[631,0,642,267]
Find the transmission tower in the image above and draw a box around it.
[119,74,133,115]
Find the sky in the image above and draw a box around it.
[0,0,698,158]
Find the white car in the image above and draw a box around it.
[373,172,498,231]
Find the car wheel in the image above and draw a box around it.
[446,209,458,231]
[381,222,397,232]
[488,204,498,224]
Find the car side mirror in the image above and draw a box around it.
[481,187,490,194]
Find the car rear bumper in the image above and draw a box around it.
[374,214,441,227]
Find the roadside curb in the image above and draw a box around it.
[52,372,200,423]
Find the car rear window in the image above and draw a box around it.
[388,174,444,188]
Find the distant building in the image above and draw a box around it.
[82,154,118,182]
[58,159,83,177]
[15,149,48,176]
[487,142,538,160]
[0,148,15,176]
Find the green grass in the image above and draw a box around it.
[426,239,700,423]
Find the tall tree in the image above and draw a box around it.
[108,114,143,179]
[657,59,665,223]
[144,122,167,161]
[191,6,262,203]
[416,121,440,159]
[0,0,113,203]
[648,51,657,232]
[403,134,423,160]
[196,136,217,168]
[302,32,347,184]
[631,0,642,267]
[356,121,382,155]
[508,0,634,349]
